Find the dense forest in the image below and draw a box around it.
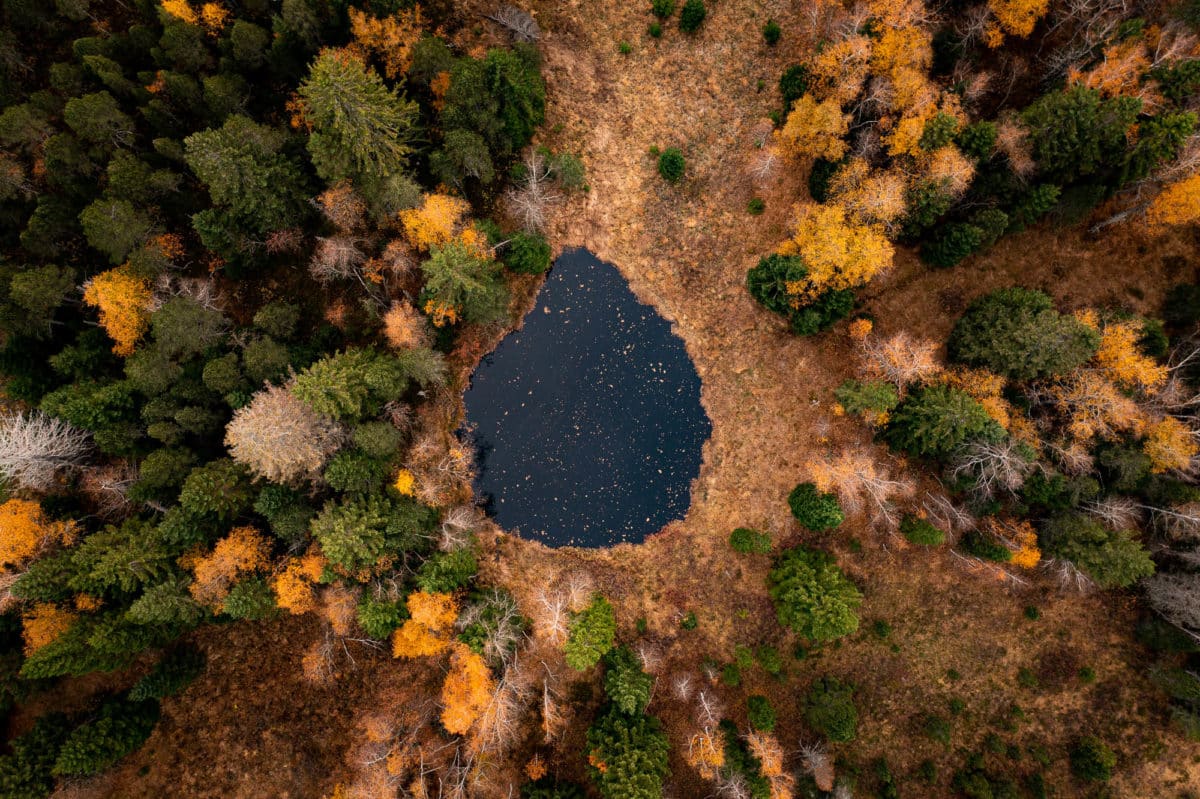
[0,0,1197,796]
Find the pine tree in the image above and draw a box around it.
[604,646,653,715]
[564,595,616,671]
[768,547,861,641]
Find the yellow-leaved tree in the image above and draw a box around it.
[987,0,1050,42]
[777,204,894,298]
[777,96,850,161]
[22,603,76,655]
[1146,174,1200,233]
[271,552,327,615]
[398,193,470,251]
[1144,417,1199,474]
[82,266,153,356]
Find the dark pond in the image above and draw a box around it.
[463,248,711,547]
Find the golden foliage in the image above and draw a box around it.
[525,754,548,781]
[944,367,1011,428]
[684,727,726,781]
[187,526,271,609]
[399,193,470,251]
[860,330,943,388]
[988,0,1050,38]
[22,603,75,655]
[0,499,75,572]
[777,96,850,161]
[160,0,198,24]
[849,318,874,341]
[777,204,894,297]
[383,302,431,351]
[1050,370,1147,441]
[349,6,426,79]
[423,299,460,328]
[271,552,327,615]
[392,591,459,659]
[82,266,153,356]
[1146,174,1200,232]
[1070,39,1152,101]
[439,642,496,735]
[1145,417,1199,474]
[809,37,872,104]
[828,160,908,230]
[393,469,417,496]
[1093,320,1168,393]
[924,145,976,197]
[199,2,229,33]
[870,26,933,78]
[73,594,103,612]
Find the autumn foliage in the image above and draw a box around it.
[398,193,470,251]
[82,266,153,356]
[776,204,894,298]
[186,526,271,610]
[0,498,76,572]
[439,642,496,735]
[22,602,76,655]
[392,591,459,659]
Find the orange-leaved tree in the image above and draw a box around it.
[1146,173,1200,232]
[439,642,496,735]
[81,266,153,356]
[186,526,271,609]
[271,551,328,615]
[0,498,76,573]
[1091,319,1168,393]
[392,591,459,658]
[22,602,76,655]
[349,6,426,79]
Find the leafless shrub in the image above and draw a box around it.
[714,774,752,799]
[534,589,569,643]
[265,227,304,254]
[505,149,561,232]
[310,235,367,283]
[859,331,942,390]
[833,782,855,799]
[225,383,344,483]
[439,505,480,552]
[635,641,662,674]
[0,412,91,492]
[672,673,694,701]
[457,588,526,669]
[486,5,540,42]
[922,491,976,541]
[952,438,1036,500]
[955,5,991,46]
[564,572,595,612]
[748,147,780,188]
[1044,557,1096,594]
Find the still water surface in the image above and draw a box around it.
[463,248,711,546]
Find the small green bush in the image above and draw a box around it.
[504,231,552,275]
[679,0,706,32]
[651,0,675,18]
[1070,736,1115,782]
[779,65,810,113]
[747,197,765,215]
[357,595,407,639]
[763,19,781,45]
[921,223,983,268]
[787,483,844,531]
[961,530,1014,563]
[900,515,945,546]
[618,41,632,55]
[756,645,782,675]
[657,147,685,182]
[747,695,777,731]
[648,21,663,37]
[729,527,772,554]
[835,379,898,417]
[804,676,857,742]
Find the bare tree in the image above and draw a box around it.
[951,438,1037,500]
[310,235,368,284]
[1084,497,1142,530]
[799,739,836,792]
[0,412,91,492]
[1145,572,1200,631]
[1044,557,1096,594]
[485,5,540,42]
[505,149,561,232]
[534,588,569,643]
[78,461,138,519]
[922,490,977,542]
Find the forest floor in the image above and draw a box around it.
[60,0,1200,797]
